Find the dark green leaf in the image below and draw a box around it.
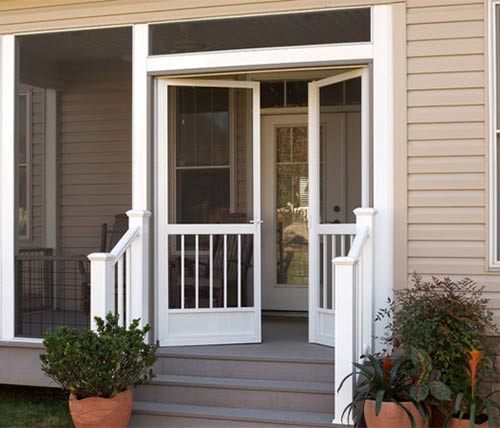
[375,390,385,416]
[429,381,452,401]
[409,384,429,402]
[469,402,476,428]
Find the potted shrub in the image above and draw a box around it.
[445,350,500,428]
[376,275,498,424]
[40,313,158,428]
[377,276,497,392]
[338,348,450,428]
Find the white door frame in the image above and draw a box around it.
[308,67,370,347]
[155,78,262,346]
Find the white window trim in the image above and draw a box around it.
[489,1,500,267]
[18,90,32,241]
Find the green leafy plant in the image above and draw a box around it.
[377,275,497,392]
[40,313,158,399]
[446,350,500,428]
[338,349,451,427]
[406,347,452,406]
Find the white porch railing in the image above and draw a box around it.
[88,209,150,330]
[333,208,376,425]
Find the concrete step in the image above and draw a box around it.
[134,374,334,413]
[155,351,334,383]
[131,401,340,428]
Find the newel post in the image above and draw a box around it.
[333,256,356,426]
[354,208,376,356]
[127,209,151,330]
[87,253,115,331]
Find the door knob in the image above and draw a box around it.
[334,206,340,213]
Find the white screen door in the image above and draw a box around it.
[308,68,369,347]
[156,79,262,346]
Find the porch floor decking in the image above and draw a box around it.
[158,315,335,363]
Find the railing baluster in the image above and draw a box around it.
[322,235,327,309]
[238,234,242,308]
[125,248,131,326]
[332,234,336,310]
[181,235,185,310]
[195,234,199,309]
[223,234,228,308]
[209,234,213,309]
[341,234,346,257]
[117,256,124,327]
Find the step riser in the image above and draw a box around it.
[130,413,333,428]
[156,357,334,383]
[134,383,334,413]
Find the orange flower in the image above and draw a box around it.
[467,349,484,398]
[381,354,393,381]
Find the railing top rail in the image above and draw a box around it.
[316,223,356,235]
[166,223,256,235]
[16,255,89,261]
[346,224,369,260]
[109,227,140,261]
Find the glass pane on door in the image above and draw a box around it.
[276,126,309,286]
[319,77,362,224]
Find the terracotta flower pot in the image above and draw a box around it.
[431,409,447,428]
[364,399,426,428]
[69,388,133,428]
[447,416,489,428]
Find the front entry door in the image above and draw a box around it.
[156,79,262,346]
[262,114,340,311]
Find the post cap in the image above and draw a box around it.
[126,209,152,219]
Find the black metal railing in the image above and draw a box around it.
[15,251,90,338]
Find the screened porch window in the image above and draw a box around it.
[173,86,231,225]
[150,8,371,55]
[491,3,500,265]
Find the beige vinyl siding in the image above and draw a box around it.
[405,0,500,321]
[19,85,46,250]
[58,63,131,256]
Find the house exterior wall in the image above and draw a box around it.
[57,63,132,256]
[403,0,500,323]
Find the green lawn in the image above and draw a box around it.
[0,384,72,428]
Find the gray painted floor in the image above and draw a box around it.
[160,316,335,362]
